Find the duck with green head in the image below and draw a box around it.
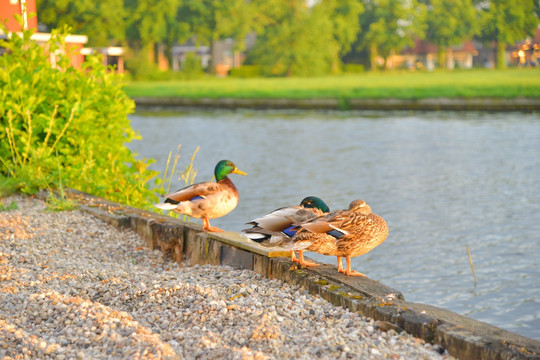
[243,196,330,267]
[155,160,247,232]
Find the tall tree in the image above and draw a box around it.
[125,0,184,70]
[180,0,257,73]
[477,0,539,68]
[359,0,427,70]
[247,0,364,76]
[422,0,478,68]
[37,0,126,46]
[249,1,334,76]
[324,0,365,70]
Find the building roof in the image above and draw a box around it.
[31,32,88,44]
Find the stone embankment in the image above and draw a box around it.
[1,190,539,359]
[132,96,540,112]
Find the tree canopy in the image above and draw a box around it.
[34,0,540,76]
[246,0,363,76]
[37,0,126,46]
[422,0,478,68]
[179,0,258,71]
[357,0,427,70]
[477,0,539,68]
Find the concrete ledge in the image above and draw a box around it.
[207,231,290,258]
[132,96,540,112]
[36,189,540,360]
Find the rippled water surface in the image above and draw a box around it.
[127,109,540,340]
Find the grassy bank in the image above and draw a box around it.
[123,68,540,100]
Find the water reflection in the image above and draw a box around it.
[127,109,540,340]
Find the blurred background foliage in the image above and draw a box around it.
[35,0,539,77]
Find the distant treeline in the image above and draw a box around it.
[37,0,540,77]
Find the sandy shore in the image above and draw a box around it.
[0,195,453,359]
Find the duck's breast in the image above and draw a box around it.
[340,214,388,257]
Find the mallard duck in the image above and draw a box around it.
[283,199,388,276]
[242,196,330,267]
[154,160,247,232]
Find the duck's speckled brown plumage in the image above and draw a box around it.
[284,199,388,276]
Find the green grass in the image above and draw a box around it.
[123,68,540,100]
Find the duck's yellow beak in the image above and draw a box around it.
[233,168,247,176]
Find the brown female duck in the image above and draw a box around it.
[284,199,388,276]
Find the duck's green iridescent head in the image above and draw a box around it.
[300,196,330,213]
[214,160,247,181]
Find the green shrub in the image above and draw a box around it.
[177,52,205,80]
[126,52,205,81]
[0,22,159,209]
[125,53,170,81]
[343,63,365,74]
[229,65,262,78]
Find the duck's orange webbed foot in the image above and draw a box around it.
[202,217,224,232]
[342,256,365,277]
[205,226,224,232]
[337,256,345,273]
[297,251,319,267]
[343,269,366,277]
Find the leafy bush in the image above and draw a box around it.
[125,51,168,81]
[126,52,205,81]
[177,52,205,80]
[343,63,365,73]
[0,22,159,209]
[229,65,262,78]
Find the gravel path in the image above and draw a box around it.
[0,195,455,359]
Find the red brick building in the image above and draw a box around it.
[1,0,88,68]
[0,0,38,31]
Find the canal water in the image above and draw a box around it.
[127,109,540,341]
